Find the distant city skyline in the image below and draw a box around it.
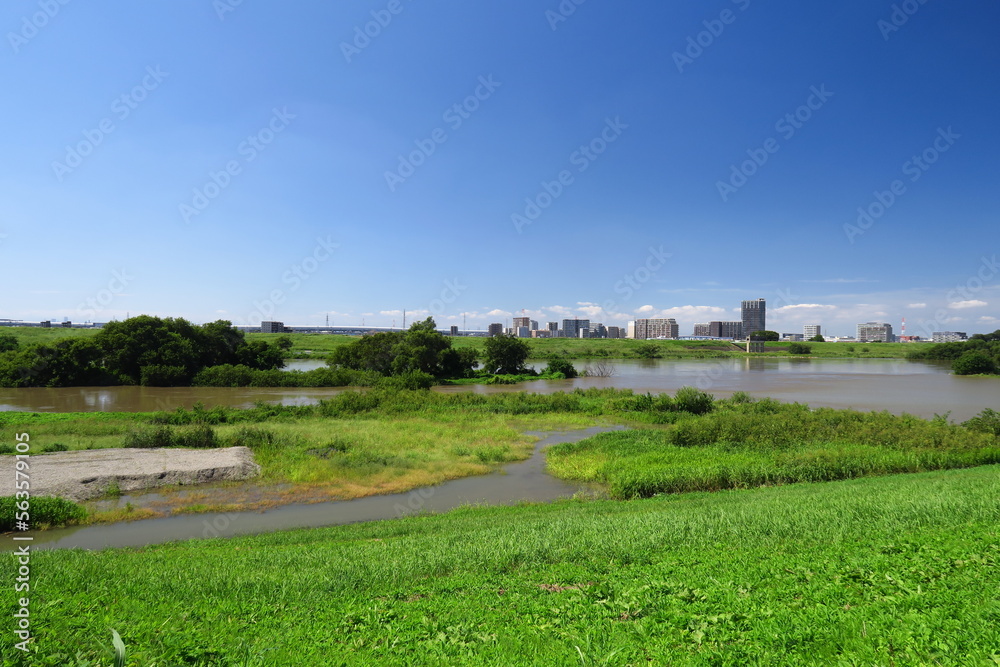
[2,3,998,338]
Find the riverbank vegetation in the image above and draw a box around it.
[250,331,920,361]
[907,329,1000,375]
[3,388,999,519]
[5,465,1000,664]
[547,392,1000,498]
[0,317,290,388]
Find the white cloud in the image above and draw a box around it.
[948,300,987,310]
[773,303,837,313]
[636,304,655,313]
[978,316,1000,324]
[906,303,927,309]
[485,308,511,317]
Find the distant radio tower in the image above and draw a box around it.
[325,314,329,327]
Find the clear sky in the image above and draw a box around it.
[2,0,998,338]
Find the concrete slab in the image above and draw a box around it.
[0,447,260,502]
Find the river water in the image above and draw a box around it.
[2,427,620,552]
[0,358,994,421]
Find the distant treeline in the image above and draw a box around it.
[0,315,573,389]
[0,316,290,387]
[907,330,1000,375]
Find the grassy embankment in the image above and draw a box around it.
[3,389,998,523]
[245,331,919,360]
[3,465,999,665]
[0,326,926,360]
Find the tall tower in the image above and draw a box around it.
[741,298,766,338]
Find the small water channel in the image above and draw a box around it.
[2,426,622,551]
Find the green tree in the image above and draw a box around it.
[952,351,997,375]
[750,330,780,342]
[808,334,825,342]
[544,358,578,378]
[787,342,811,355]
[0,332,18,353]
[482,334,530,375]
[329,318,475,379]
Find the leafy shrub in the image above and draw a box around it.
[123,425,218,448]
[786,343,811,355]
[140,364,189,387]
[0,495,88,529]
[544,359,578,378]
[376,370,435,390]
[0,443,14,454]
[229,426,278,451]
[123,426,176,448]
[176,424,218,448]
[673,386,715,415]
[952,351,997,375]
[41,442,69,453]
[963,408,1000,436]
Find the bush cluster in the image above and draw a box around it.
[0,496,88,530]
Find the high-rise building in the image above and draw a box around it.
[626,321,636,339]
[547,322,559,333]
[487,323,503,336]
[512,316,530,329]
[449,325,459,336]
[562,319,590,339]
[590,323,607,338]
[634,318,679,339]
[709,321,743,338]
[741,298,766,337]
[693,323,711,337]
[804,324,821,339]
[857,322,894,343]
[261,321,284,333]
[607,326,623,339]
[515,326,530,338]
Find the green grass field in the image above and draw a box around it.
[250,332,919,360]
[4,465,1000,665]
[1,325,926,361]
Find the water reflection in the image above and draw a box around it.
[0,358,992,421]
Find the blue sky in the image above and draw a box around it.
[1,0,998,337]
